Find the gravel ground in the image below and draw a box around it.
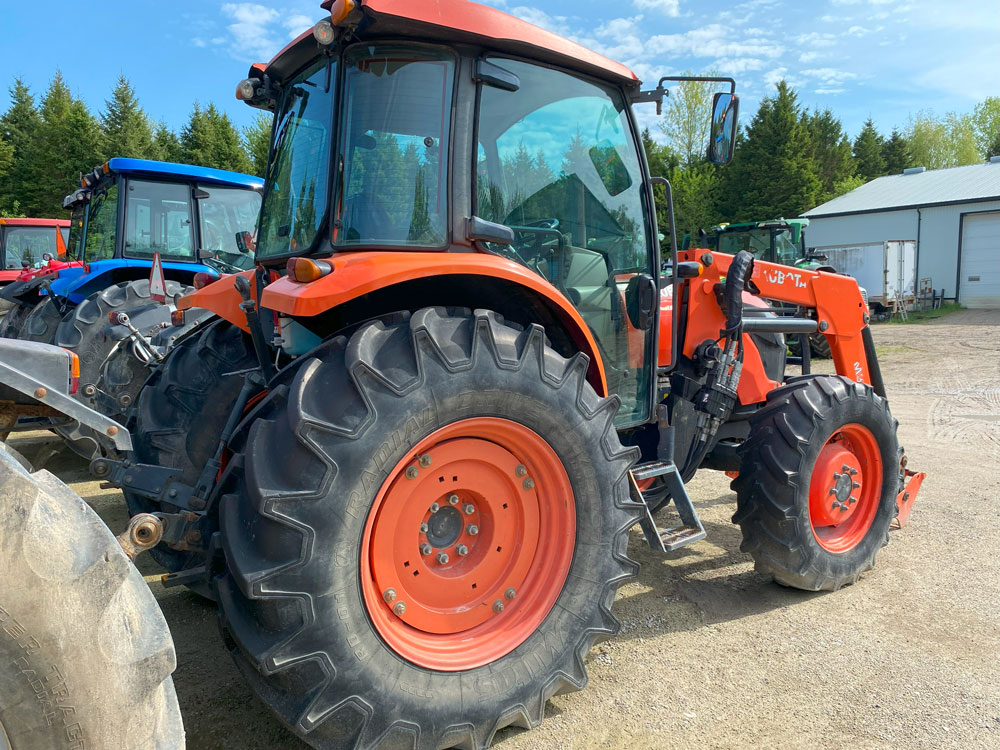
[10,309,1000,750]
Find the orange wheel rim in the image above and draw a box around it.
[360,417,576,671]
[808,423,883,553]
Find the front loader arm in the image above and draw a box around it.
[679,250,875,390]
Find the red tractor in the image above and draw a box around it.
[97,2,923,747]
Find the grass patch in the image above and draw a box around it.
[883,302,964,324]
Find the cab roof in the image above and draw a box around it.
[0,218,70,227]
[106,158,264,191]
[261,0,639,88]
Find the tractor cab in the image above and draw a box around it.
[714,217,810,267]
[48,159,263,304]
[0,218,70,283]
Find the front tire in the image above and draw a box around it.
[217,308,641,749]
[732,375,899,591]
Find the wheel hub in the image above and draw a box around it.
[361,417,575,671]
[807,425,882,552]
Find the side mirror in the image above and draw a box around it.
[235,231,256,254]
[709,93,739,165]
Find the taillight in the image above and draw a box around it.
[193,271,220,289]
[286,257,333,283]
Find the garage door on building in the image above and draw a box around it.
[960,212,1000,308]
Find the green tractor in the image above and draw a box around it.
[713,217,836,358]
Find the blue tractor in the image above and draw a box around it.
[0,158,262,455]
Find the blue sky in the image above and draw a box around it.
[1,0,997,142]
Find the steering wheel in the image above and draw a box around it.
[513,218,562,254]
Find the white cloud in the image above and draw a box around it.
[284,15,314,39]
[713,57,768,73]
[802,68,860,85]
[221,3,282,59]
[799,51,824,63]
[633,0,681,16]
[794,31,837,47]
[815,87,847,95]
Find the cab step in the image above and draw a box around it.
[629,461,706,552]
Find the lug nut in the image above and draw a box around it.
[419,522,429,533]
[505,587,516,600]
[493,600,504,613]
[429,502,440,513]
[419,454,432,468]
[523,477,535,490]
[420,544,432,555]
[463,504,475,515]
[437,552,450,565]
[383,588,396,603]
[393,602,406,616]
[405,466,418,480]
[448,494,459,505]
[456,544,469,557]
[467,524,479,536]
[515,465,527,477]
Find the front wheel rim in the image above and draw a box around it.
[808,423,883,552]
[361,417,576,671]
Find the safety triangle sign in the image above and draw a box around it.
[149,251,167,303]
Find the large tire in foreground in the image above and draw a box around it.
[217,308,642,749]
[0,443,184,749]
[127,320,256,582]
[17,296,65,344]
[52,279,190,459]
[732,375,900,591]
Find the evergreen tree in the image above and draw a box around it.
[805,108,855,200]
[0,79,43,212]
[31,72,104,216]
[242,111,273,177]
[181,103,252,173]
[852,118,886,182]
[151,121,183,163]
[881,128,911,175]
[101,75,155,158]
[717,80,822,220]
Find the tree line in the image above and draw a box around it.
[0,73,272,218]
[1,70,998,241]
[646,76,1000,247]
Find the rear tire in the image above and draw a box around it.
[17,296,65,344]
[217,308,641,749]
[127,320,257,585]
[52,279,190,459]
[0,443,184,749]
[732,375,899,591]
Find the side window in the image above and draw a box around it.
[124,180,195,260]
[83,185,120,263]
[476,58,653,425]
[197,185,262,270]
[337,45,455,248]
[774,230,800,265]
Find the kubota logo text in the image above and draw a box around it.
[763,269,808,289]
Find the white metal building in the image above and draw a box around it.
[802,158,1000,308]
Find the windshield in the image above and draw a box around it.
[2,227,59,269]
[198,185,262,270]
[336,45,455,247]
[256,59,335,258]
[718,228,770,258]
[66,206,86,261]
[83,184,119,263]
[476,57,653,425]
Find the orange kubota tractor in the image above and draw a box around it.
[99,1,924,747]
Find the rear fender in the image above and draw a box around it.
[176,269,257,332]
[56,260,215,303]
[260,252,609,396]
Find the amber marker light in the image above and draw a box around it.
[61,349,81,395]
[286,257,333,283]
[171,310,186,327]
[329,0,356,25]
[675,261,705,279]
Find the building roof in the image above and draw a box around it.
[106,158,264,190]
[803,160,1000,218]
[261,0,638,87]
[0,218,70,227]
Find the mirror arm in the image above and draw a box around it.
[631,85,667,115]
[657,75,736,94]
